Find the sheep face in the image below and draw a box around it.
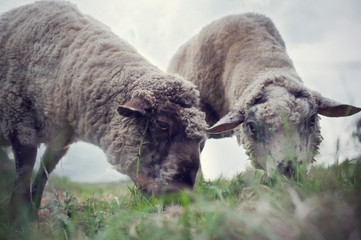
[207,82,360,177]
[131,112,201,195]
[117,89,207,195]
[239,85,321,176]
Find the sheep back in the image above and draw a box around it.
[168,13,295,125]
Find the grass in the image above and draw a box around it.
[0,156,360,239]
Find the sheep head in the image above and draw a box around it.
[115,77,207,195]
[207,80,361,178]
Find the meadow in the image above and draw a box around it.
[0,149,360,240]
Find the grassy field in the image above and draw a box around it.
[0,155,360,240]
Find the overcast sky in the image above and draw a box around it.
[1,0,361,182]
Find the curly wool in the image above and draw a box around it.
[0,1,207,173]
[168,13,325,170]
[234,73,322,162]
[168,13,293,122]
[236,70,314,129]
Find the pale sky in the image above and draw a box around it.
[1,0,361,182]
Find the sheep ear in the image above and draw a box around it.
[316,95,361,117]
[117,97,151,117]
[207,110,244,134]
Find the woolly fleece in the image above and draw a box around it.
[168,13,329,172]
[0,1,207,174]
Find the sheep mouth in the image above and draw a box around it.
[129,172,194,196]
[137,181,193,196]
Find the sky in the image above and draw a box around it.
[1,0,361,182]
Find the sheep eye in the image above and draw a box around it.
[310,114,317,127]
[247,122,257,134]
[157,121,169,131]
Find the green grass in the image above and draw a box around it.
[0,157,360,240]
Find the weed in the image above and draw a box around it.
[136,119,150,183]
[41,190,78,239]
[0,155,360,239]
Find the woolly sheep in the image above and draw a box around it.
[0,1,207,221]
[168,13,361,177]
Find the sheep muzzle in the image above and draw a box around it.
[130,140,200,196]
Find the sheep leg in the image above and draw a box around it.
[31,127,72,211]
[31,145,69,210]
[8,133,37,223]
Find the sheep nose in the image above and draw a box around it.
[277,160,295,177]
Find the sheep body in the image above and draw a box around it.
[168,13,360,176]
[0,1,206,220]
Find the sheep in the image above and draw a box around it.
[0,1,207,221]
[168,13,361,177]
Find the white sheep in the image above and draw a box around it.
[168,13,361,177]
[0,1,207,221]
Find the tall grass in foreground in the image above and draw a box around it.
[0,157,360,240]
